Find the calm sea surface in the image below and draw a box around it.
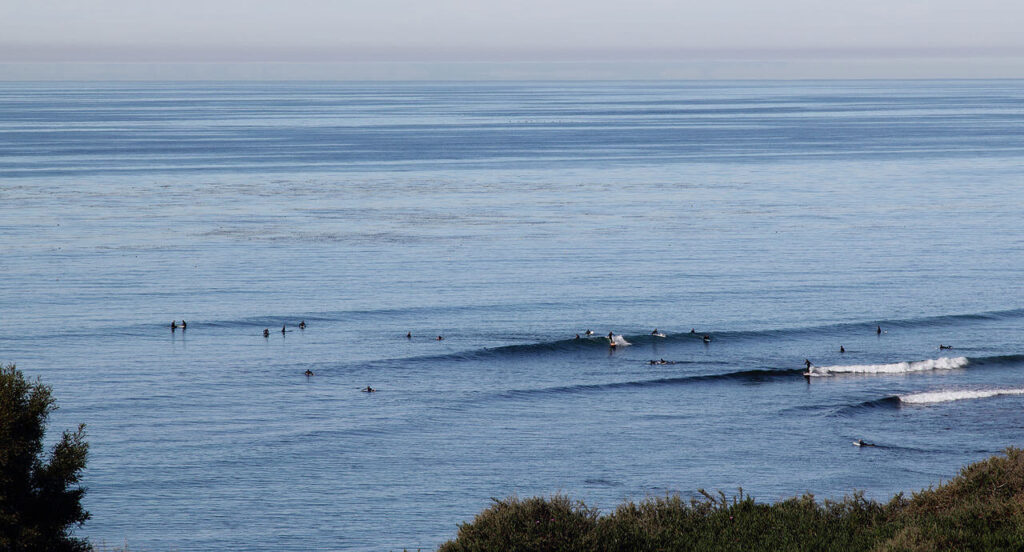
[1,80,1023,550]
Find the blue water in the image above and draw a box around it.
[2,80,1024,550]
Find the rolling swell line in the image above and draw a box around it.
[652,308,1024,343]
[838,396,903,417]
[840,385,1024,417]
[492,367,805,401]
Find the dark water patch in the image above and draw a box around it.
[963,354,1024,368]
[583,478,623,487]
[492,368,805,401]
[834,396,902,417]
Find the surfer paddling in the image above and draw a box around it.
[939,344,953,350]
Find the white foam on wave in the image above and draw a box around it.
[807,356,968,377]
[901,388,1024,404]
[611,335,631,347]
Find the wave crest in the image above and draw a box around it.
[901,388,1024,404]
[808,356,968,376]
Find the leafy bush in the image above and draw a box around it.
[440,449,1024,551]
[438,494,599,551]
[0,364,90,552]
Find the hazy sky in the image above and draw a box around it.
[3,0,1024,79]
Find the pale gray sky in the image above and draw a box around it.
[2,0,1024,79]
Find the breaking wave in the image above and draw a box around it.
[900,388,1024,404]
[807,356,969,377]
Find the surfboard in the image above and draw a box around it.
[652,332,666,338]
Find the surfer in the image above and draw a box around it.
[574,334,580,340]
[690,329,696,334]
[939,344,953,350]
[585,329,593,336]
[855,439,876,447]
[804,359,813,382]
[406,332,412,339]
[171,320,177,330]
[263,328,270,338]
[363,386,375,393]
[877,325,882,335]
[281,324,287,334]
[652,328,659,335]
[299,320,306,329]
[436,335,444,341]
[608,331,614,340]
[702,334,711,343]
[840,345,845,353]
[304,369,314,377]
[805,359,812,369]
[181,320,187,330]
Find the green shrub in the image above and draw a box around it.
[440,449,1024,551]
[438,494,599,552]
[0,364,90,552]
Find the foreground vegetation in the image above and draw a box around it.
[1,364,90,552]
[440,448,1024,551]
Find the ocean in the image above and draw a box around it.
[1,80,1023,550]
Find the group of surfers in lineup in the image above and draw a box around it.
[405,332,444,340]
[261,320,307,338]
[572,328,713,348]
